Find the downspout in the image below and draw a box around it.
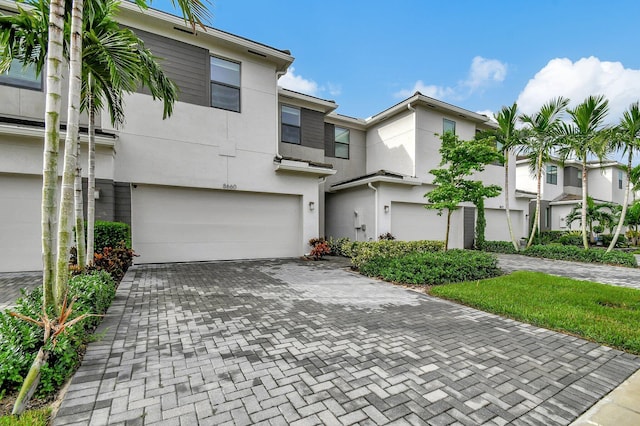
[368,182,378,240]
[407,102,416,176]
[275,70,287,159]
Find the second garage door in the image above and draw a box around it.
[131,185,302,263]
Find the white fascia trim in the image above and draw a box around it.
[331,175,421,192]
[515,191,536,199]
[0,124,117,147]
[549,200,581,206]
[274,160,336,177]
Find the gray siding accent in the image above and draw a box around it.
[81,178,115,221]
[301,108,325,149]
[324,123,335,158]
[80,179,131,226]
[130,27,209,107]
[463,207,475,249]
[564,166,582,188]
[114,182,132,226]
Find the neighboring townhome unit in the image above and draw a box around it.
[322,93,529,248]
[515,156,634,231]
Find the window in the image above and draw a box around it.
[546,164,558,185]
[443,119,456,135]
[210,56,240,112]
[0,59,42,90]
[618,170,624,189]
[334,127,350,159]
[281,105,300,144]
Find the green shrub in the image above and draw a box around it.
[360,250,501,285]
[348,240,444,269]
[327,237,351,257]
[558,232,583,247]
[94,221,131,251]
[0,272,115,398]
[600,234,627,248]
[478,240,518,254]
[539,231,566,245]
[522,245,637,267]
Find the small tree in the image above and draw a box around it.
[425,133,503,250]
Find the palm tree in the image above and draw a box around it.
[81,0,177,263]
[494,103,523,251]
[606,102,640,251]
[565,196,617,241]
[519,97,569,248]
[2,0,179,413]
[559,95,610,249]
[1,0,205,312]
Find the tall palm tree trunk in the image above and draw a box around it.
[42,0,66,311]
[504,151,518,251]
[608,153,633,252]
[86,85,96,265]
[74,140,86,268]
[527,153,543,248]
[581,160,589,249]
[55,0,84,306]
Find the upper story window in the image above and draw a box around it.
[0,59,42,90]
[334,127,350,159]
[210,56,240,112]
[281,105,300,144]
[546,164,558,185]
[618,170,624,189]
[443,118,456,135]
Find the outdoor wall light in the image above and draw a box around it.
[309,201,315,211]
[384,205,389,213]
[94,189,100,200]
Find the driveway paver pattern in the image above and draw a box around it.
[51,258,640,425]
[0,271,41,311]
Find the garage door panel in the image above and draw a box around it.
[132,185,302,263]
[486,209,523,241]
[391,202,448,241]
[0,174,42,272]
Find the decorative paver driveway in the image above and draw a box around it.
[53,259,640,425]
[0,271,40,311]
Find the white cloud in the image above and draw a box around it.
[475,109,497,122]
[278,67,342,99]
[517,57,640,122]
[394,80,454,100]
[395,56,507,100]
[278,67,319,96]
[464,56,507,90]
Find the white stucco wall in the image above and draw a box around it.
[325,187,375,242]
[366,111,415,176]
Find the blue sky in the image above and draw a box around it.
[152,0,640,123]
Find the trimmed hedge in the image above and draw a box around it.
[480,240,637,267]
[94,221,131,251]
[0,271,115,398]
[342,240,444,269]
[478,240,518,254]
[522,245,637,267]
[359,250,501,285]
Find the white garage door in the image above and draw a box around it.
[390,202,450,242]
[0,174,42,272]
[131,185,302,263]
[485,209,524,241]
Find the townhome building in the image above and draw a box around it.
[0,0,526,272]
[515,156,635,232]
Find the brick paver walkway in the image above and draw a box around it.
[53,258,640,425]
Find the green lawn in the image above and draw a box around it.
[0,408,50,426]
[429,271,640,354]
